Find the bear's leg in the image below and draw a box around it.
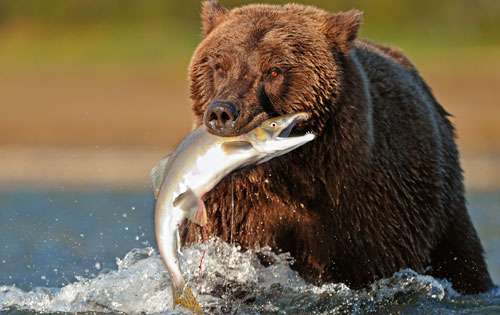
[429,210,493,294]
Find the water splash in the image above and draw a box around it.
[1,238,499,314]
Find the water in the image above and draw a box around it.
[0,188,499,314]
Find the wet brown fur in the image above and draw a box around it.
[182,0,493,294]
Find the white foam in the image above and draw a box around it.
[1,238,498,314]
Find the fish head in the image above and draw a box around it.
[239,112,315,157]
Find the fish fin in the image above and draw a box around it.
[221,141,253,154]
[150,154,171,199]
[186,199,208,226]
[173,188,198,210]
[172,283,203,314]
[174,189,207,225]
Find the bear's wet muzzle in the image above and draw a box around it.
[204,101,241,136]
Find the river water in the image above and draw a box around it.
[0,188,499,314]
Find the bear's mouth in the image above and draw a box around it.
[233,111,270,136]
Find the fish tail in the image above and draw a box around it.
[172,282,203,314]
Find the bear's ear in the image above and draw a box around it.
[201,0,228,37]
[322,9,362,55]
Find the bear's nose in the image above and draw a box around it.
[204,101,240,136]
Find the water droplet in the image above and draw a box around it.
[124,226,129,231]
[41,275,46,280]
[135,235,140,241]
[131,206,136,210]
[122,213,127,218]
[80,234,84,238]
[95,262,101,270]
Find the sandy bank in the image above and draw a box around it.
[1,146,498,190]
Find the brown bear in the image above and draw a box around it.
[182,0,493,294]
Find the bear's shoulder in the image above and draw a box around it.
[354,38,418,74]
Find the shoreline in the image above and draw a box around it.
[1,146,499,191]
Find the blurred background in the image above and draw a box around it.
[0,0,499,290]
[1,0,499,188]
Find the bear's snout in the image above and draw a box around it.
[204,101,241,136]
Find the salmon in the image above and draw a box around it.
[151,112,314,313]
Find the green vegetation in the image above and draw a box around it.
[1,0,499,72]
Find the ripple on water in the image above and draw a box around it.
[1,238,499,314]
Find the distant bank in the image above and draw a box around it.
[0,146,499,190]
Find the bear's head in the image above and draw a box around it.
[189,0,362,137]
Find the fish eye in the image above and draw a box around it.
[270,122,277,128]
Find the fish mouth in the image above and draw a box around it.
[277,112,310,138]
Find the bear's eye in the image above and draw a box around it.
[268,68,280,79]
[215,64,224,76]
